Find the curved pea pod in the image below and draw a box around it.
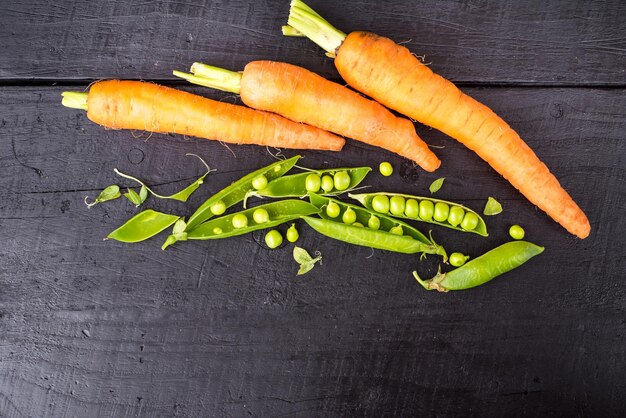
[414,241,544,292]
[107,210,180,243]
[255,167,371,198]
[187,200,319,240]
[349,192,488,237]
[305,193,447,259]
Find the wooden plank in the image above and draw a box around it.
[1,0,625,85]
[0,84,624,416]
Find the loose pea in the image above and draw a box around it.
[509,224,525,240]
[286,224,299,242]
[405,199,419,218]
[352,222,364,228]
[389,225,403,235]
[448,206,465,227]
[342,207,357,225]
[213,227,223,235]
[433,202,450,222]
[321,175,334,193]
[305,173,321,192]
[419,200,434,220]
[389,196,406,216]
[367,215,381,230]
[252,208,270,224]
[232,213,248,229]
[449,252,469,267]
[265,229,283,249]
[326,201,340,218]
[333,171,351,191]
[252,174,268,191]
[210,200,226,215]
[371,195,390,213]
[461,212,479,231]
[379,162,393,176]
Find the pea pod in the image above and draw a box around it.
[304,194,447,259]
[107,210,180,243]
[187,200,319,240]
[255,167,371,198]
[350,192,488,236]
[414,241,544,292]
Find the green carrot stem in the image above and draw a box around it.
[281,25,305,37]
[61,92,88,110]
[287,0,346,56]
[173,63,242,94]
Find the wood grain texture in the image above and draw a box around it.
[1,0,625,85]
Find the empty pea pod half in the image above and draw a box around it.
[349,192,488,236]
[186,200,319,240]
[303,193,447,259]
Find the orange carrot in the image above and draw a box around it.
[286,0,590,239]
[61,80,345,151]
[174,61,440,171]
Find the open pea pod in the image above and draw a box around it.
[349,192,488,237]
[255,167,371,198]
[187,200,319,240]
[305,193,446,259]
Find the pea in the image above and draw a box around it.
[419,200,434,220]
[461,212,479,231]
[433,202,450,222]
[509,224,525,240]
[379,161,393,176]
[252,208,269,224]
[333,171,351,191]
[305,173,321,192]
[448,206,465,227]
[252,174,268,191]
[212,227,223,235]
[232,213,248,229]
[389,196,406,216]
[389,225,403,235]
[326,201,340,218]
[342,207,357,225]
[449,252,469,267]
[265,229,283,249]
[404,199,419,218]
[321,175,334,193]
[371,195,390,213]
[352,222,364,227]
[286,224,299,242]
[210,200,226,215]
[367,215,381,230]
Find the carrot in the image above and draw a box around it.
[285,0,590,239]
[61,80,345,151]
[174,61,440,171]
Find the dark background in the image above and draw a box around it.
[1,0,625,416]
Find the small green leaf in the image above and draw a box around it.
[297,262,315,275]
[429,178,445,194]
[124,188,143,206]
[85,185,121,208]
[107,210,180,243]
[293,246,313,264]
[139,185,148,203]
[483,196,503,216]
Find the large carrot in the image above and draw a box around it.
[173,61,440,171]
[61,80,344,151]
[285,0,590,239]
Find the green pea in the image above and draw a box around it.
[379,162,393,176]
[509,224,525,240]
[389,225,403,235]
[389,196,406,216]
[404,199,419,218]
[305,173,321,192]
[342,207,357,225]
[252,208,269,224]
[210,200,226,215]
[321,175,334,193]
[367,215,381,230]
[371,195,390,213]
[433,202,450,222]
[326,201,340,218]
[419,200,434,220]
[333,171,351,191]
[265,229,283,249]
[232,213,248,229]
[448,206,465,227]
[212,227,223,235]
[449,252,469,267]
[352,222,364,228]
[286,224,299,242]
[461,212,479,231]
[252,174,268,191]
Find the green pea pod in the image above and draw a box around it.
[255,167,371,198]
[186,156,300,230]
[350,192,488,237]
[414,241,544,292]
[107,210,180,243]
[305,194,446,259]
[187,200,319,240]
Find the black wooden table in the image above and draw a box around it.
[1,1,625,416]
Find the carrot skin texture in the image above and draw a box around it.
[86,80,345,151]
[239,61,440,171]
[335,32,590,239]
